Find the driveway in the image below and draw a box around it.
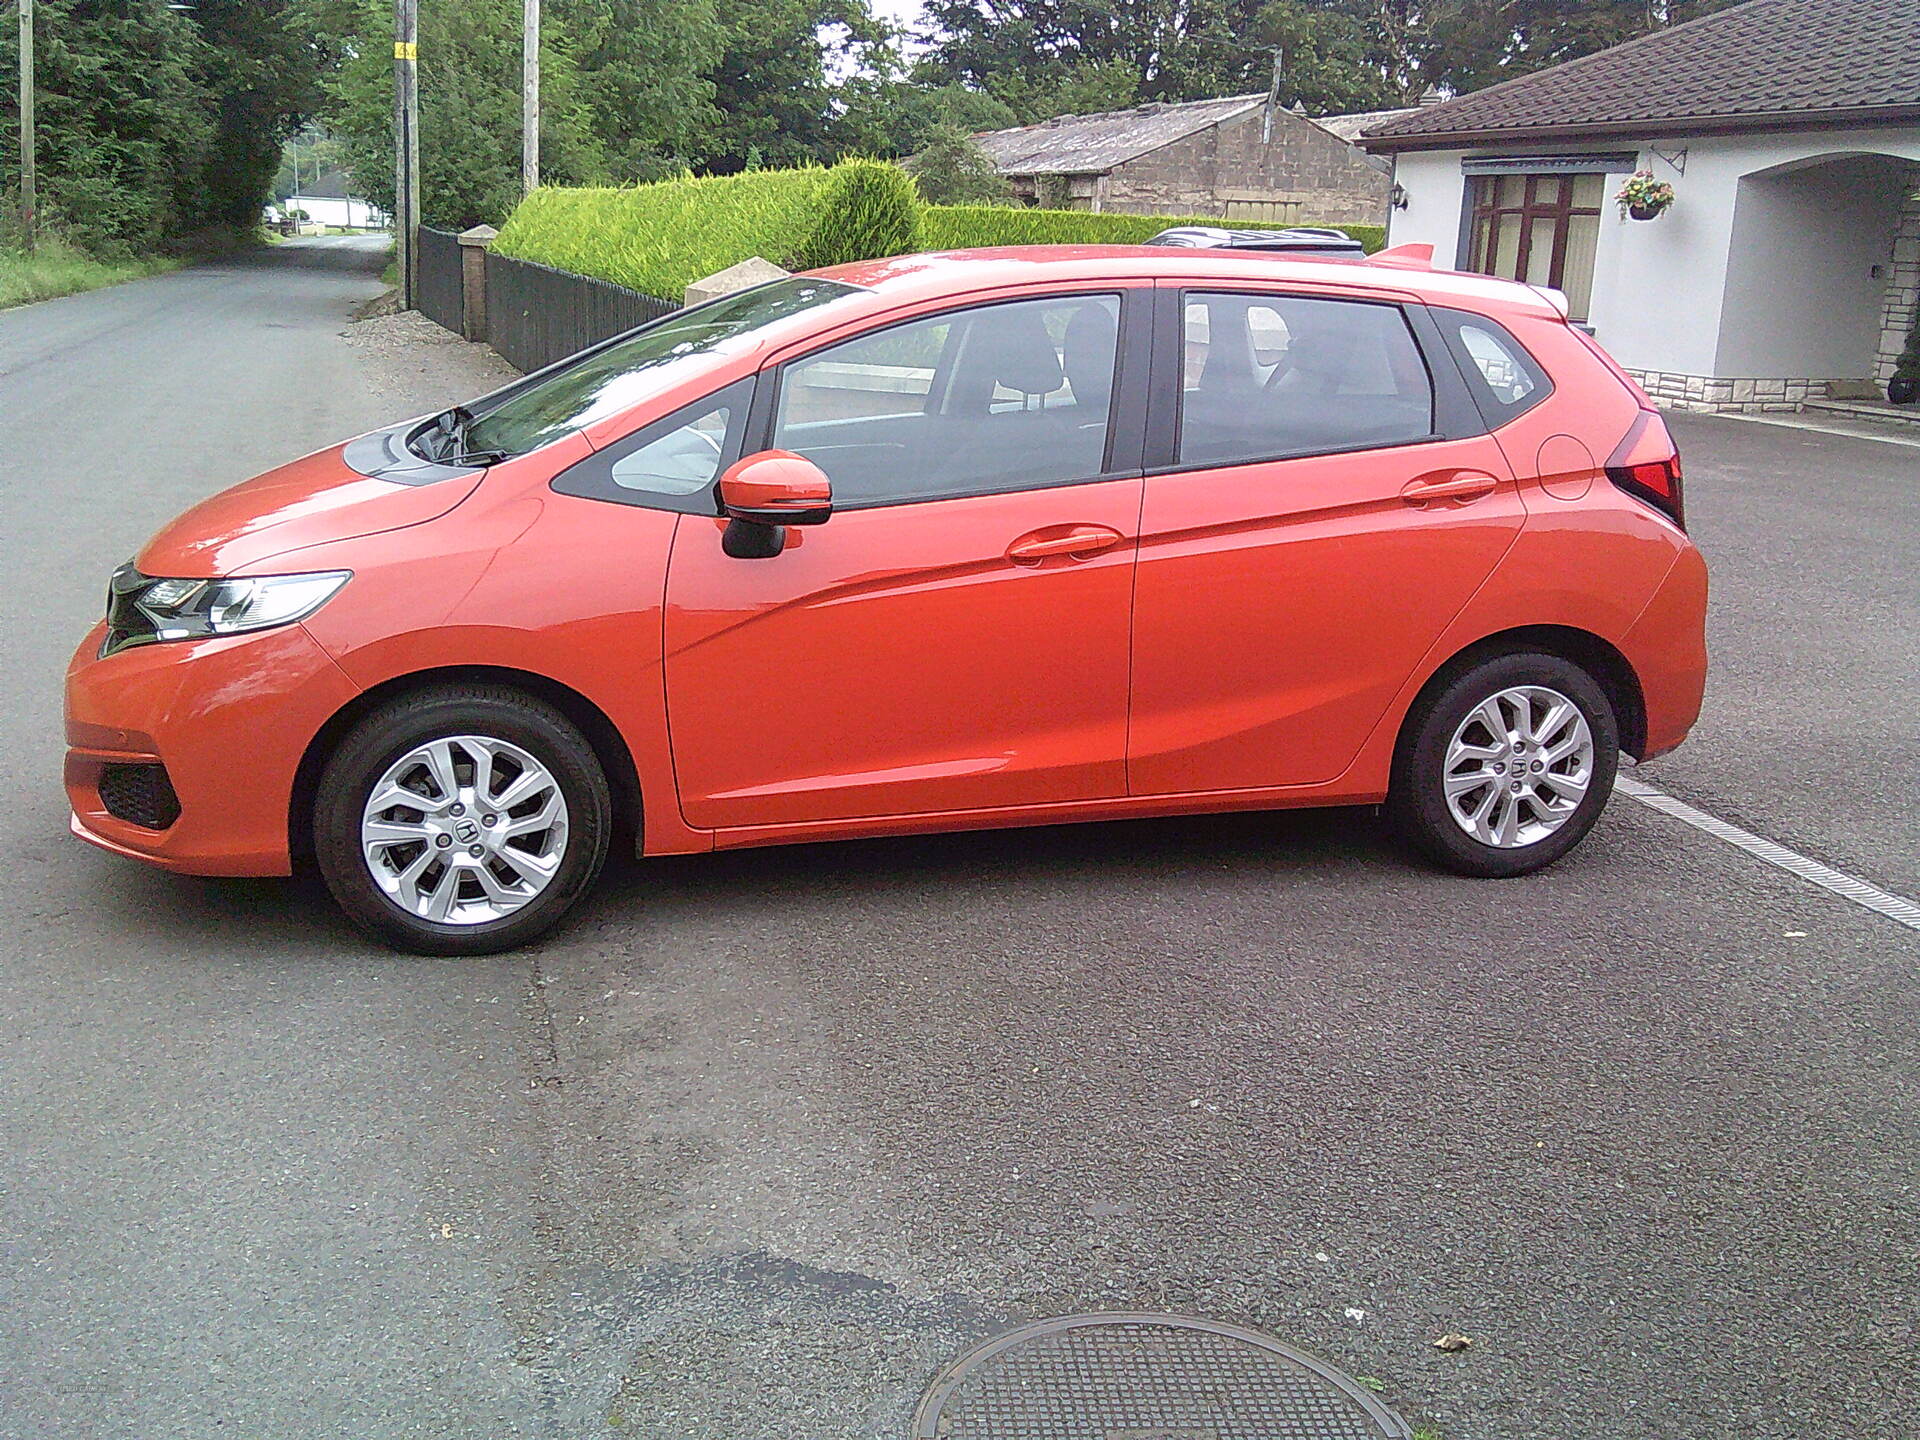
[0,249,1912,1440]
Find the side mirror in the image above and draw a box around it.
[719,450,833,527]
[717,450,832,559]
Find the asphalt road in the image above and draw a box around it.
[1,240,1913,1440]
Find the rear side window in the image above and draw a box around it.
[1431,307,1552,425]
[1177,293,1434,467]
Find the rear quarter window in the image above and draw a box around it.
[1431,307,1553,427]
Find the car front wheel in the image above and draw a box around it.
[314,685,612,955]
[1388,651,1619,878]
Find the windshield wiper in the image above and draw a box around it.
[435,447,511,468]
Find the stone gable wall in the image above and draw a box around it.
[1095,109,1389,226]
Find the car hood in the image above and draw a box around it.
[137,434,483,578]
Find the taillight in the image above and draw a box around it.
[1605,410,1685,529]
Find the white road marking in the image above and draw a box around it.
[1718,410,1920,450]
[1615,775,1920,933]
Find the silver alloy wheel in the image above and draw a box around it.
[359,735,569,925]
[1442,685,1595,849]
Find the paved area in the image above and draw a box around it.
[0,242,1913,1440]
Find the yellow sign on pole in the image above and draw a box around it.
[393,41,417,60]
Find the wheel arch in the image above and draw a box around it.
[289,665,644,867]
[1405,624,1648,760]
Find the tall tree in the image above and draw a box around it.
[695,0,878,173]
[917,0,1399,121]
[190,0,336,232]
[325,0,605,228]
[1,0,216,251]
[552,0,723,178]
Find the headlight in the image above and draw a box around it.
[102,565,350,657]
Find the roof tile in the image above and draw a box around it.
[1364,0,1920,146]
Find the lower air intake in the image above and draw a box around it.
[98,762,182,831]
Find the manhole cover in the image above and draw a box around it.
[913,1313,1411,1440]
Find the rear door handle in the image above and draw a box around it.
[1401,471,1500,506]
[1006,525,1125,564]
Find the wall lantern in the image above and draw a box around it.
[1389,183,1410,211]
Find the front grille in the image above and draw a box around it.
[98,762,182,830]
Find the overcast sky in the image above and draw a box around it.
[869,0,925,30]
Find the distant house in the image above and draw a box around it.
[285,168,387,230]
[1361,0,1920,412]
[971,94,1416,226]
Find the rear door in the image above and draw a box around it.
[1127,285,1527,794]
[664,286,1152,831]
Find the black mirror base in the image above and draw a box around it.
[723,518,787,559]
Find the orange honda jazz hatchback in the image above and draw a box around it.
[66,246,1707,954]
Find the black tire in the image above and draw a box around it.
[1387,650,1618,878]
[314,685,611,955]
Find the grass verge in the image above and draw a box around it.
[0,238,182,311]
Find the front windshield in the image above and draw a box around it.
[456,277,863,459]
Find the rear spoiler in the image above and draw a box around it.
[1367,243,1434,270]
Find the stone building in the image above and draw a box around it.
[971,95,1414,227]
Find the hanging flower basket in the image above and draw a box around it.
[1617,170,1675,221]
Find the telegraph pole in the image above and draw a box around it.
[17,0,33,254]
[522,0,539,194]
[393,0,419,306]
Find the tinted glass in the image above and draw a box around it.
[1178,294,1433,466]
[549,378,751,512]
[1432,308,1553,424]
[608,401,733,495]
[466,278,860,457]
[772,293,1122,507]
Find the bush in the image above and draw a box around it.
[1895,321,1920,380]
[797,159,921,271]
[909,126,1012,207]
[493,167,1387,300]
[921,205,1386,254]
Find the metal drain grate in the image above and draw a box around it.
[914,1313,1411,1440]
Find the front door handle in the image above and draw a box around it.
[1006,525,1125,564]
[1401,471,1500,507]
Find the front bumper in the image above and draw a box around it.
[65,621,360,876]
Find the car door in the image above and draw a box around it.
[1127,284,1528,795]
[664,287,1150,831]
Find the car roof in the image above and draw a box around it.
[810,245,1564,323]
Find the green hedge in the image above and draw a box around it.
[494,168,833,301]
[922,205,1385,255]
[493,163,1388,302]
[799,159,922,270]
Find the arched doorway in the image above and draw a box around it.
[1719,152,1920,398]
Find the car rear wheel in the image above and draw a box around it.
[1387,651,1618,878]
[314,685,611,955]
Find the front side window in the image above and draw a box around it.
[550,379,750,511]
[1467,173,1603,322]
[455,278,862,459]
[772,293,1122,507]
[1178,293,1434,467]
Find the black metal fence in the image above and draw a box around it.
[484,250,679,373]
[415,226,465,336]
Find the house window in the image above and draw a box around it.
[1467,173,1604,321]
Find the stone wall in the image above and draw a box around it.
[1873,177,1920,389]
[1095,109,1390,226]
[1624,370,1834,413]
